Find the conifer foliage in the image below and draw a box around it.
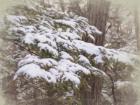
[3,1,139,105]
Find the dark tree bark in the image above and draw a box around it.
[68,0,110,46]
[87,0,110,46]
[80,75,103,105]
[91,76,103,105]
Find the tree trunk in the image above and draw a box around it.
[80,76,103,105]
[87,0,110,46]
[91,76,103,105]
[59,0,65,12]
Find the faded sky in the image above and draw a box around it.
[0,0,25,16]
[0,0,139,105]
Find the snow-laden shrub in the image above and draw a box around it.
[4,2,139,105]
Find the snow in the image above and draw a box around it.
[15,53,93,84]
[73,40,100,55]
[60,32,80,40]
[18,55,58,67]
[23,33,35,44]
[34,34,48,43]
[62,72,80,84]
[8,5,138,86]
[18,55,39,67]
[54,19,77,28]
[78,55,90,65]
[60,51,74,61]
[44,38,57,49]
[39,58,58,67]
[14,63,56,83]
[57,59,90,74]
[7,15,27,26]
[86,25,102,35]
[106,49,137,65]
[73,40,137,64]
[52,59,90,84]
[15,54,91,85]
[38,43,59,57]
[24,33,53,44]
